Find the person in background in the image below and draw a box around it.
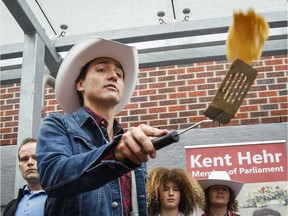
[146,167,205,216]
[36,36,168,216]
[3,138,47,216]
[198,171,244,216]
[252,208,281,216]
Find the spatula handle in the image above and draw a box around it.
[152,131,180,150]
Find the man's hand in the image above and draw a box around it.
[114,124,168,164]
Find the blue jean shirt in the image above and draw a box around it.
[36,107,148,216]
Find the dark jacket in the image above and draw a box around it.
[3,185,25,216]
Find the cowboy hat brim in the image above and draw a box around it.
[55,36,138,114]
[198,179,244,196]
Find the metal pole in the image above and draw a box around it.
[15,32,45,195]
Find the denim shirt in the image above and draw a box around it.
[37,107,148,216]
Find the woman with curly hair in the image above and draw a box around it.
[146,167,205,216]
[198,171,244,216]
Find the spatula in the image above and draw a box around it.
[152,58,258,150]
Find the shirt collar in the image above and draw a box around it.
[23,185,45,195]
[83,106,123,135]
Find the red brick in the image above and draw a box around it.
[187,79,205,85]
[261,117,281,123]
[135,84,148,90]
[168,69,185,75]
[264,59,283,65]
[149,107,167,113]
[140,67,157,72]
[269,96,287,103]
[158,87,176,94]
[240,119,260,125]
[177,74,195,79]
[159,112,177,119]
[168,105,187,112]
[235,113,249,119]
[255,66,273,72]
[158,75,176,82]
[0,105,13,110]
[130,109,147,115]
[0,128,12,133]
[139,77,156,84]
[249,98,268,105]
[125,103,138,109]
[258,91,277,97]
[280,103,287,109]
[149,119,168,127]
[149,82,166,89]
[271,110,288,115]
[149,70,166,77]
[196,72,214,78]
[168,80,185,87]
[1,93,14,99]
[178,85,196,92]
[140,102,157,108]
[197,84,215,90]
[7,87,20,93]
[5,110,19,116]
[139,89,157,96]
[188,91,207,97]
[206,65,224,71]
[159,100,177,106]
[275,65,288,71]
[187,67,205,72]
[239,105,258,112]
[169,92,187,99]
[188,116,207,123]
[266,71,285,78]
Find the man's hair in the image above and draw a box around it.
[76,61,92,107]
[146,167,205,216]
[18,137,37,161]
[204,185,239,213]
[252,208,281,216]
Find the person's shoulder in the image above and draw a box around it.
[42,111,75,123]
[3,198,19,216]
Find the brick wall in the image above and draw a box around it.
[1,55,287,146]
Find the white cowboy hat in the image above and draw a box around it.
[55,36,138,114]
[198,171,244,196]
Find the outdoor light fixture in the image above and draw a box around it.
[182,8,190,21]
[157,7,191,24]
[157,11,166,24]
[58,24,68,37]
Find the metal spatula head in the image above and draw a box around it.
[204,59,257,124]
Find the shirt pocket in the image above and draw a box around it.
[72,134,96,153]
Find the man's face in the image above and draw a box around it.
[208,185,231,207]
[18,142,40,183]
[76,57,124,110]
[160,181,181,211]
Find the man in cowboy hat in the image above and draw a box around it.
[198,171,244,216]
[36,37,168,216]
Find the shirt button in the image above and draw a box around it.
[111,202,118,208]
